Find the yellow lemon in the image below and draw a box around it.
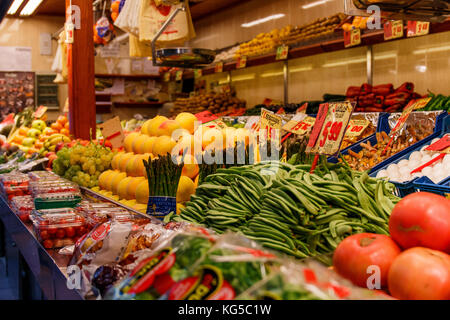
[135,180,149,204]
[177,176,196,203]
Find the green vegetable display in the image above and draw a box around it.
[143,154,183,197]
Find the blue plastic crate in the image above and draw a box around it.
[413,176,450,197]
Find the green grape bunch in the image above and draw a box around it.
[52,142,115,188]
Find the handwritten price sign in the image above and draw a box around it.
[384,20,403,41]
[306,101,355,156]
[260,108,283,141]
[344,29,361,48]
[283,113,316,136]
[390,97,432,136]
[345,119,370,138]
[407,21,430,37]
[236,56,247,69]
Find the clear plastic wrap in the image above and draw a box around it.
[0,172,30,201]
[29,179,80,198]
[341,112,379,150]
[10,195,33,222]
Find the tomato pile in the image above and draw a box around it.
[333,192,450,300]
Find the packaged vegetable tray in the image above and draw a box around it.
[10,195,33,222]
[30,208,88,249]
[28,170,59,181]
[34,192,82,210]
[29,179,80,198]
[0,172,30,201]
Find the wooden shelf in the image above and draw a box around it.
[176,19,450,80]
[96,102,112,114]
[95,74,162,80]
[113,101,163,108]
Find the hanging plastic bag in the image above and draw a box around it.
[114,0,142,37]
[139,0,196,46]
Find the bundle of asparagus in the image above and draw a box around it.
[143,154,184,198]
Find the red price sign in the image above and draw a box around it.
[345,119,370,138]
[276,45,289,60]
[390,97,432,135]
[215,61,223,73]
[195,111,218,124]
[384,20,403,40]
[297,102,308,114]
[283,114,316,136]
[306,101,355,156]
[407,21,430,37]
[344,29,361,48]
[34,106,48,119]
[236,56,247,69]
[260,108,282,141]
[426,134,450,154]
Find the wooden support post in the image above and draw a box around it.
[65,0,96,140]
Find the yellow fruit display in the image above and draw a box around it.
[181,154,199,179]
[176,134,195,155]
[135,180,150,204]
[118,152,134,172]
[140,119,152,135]
[132,134,150,154]
[111,152,124,170]
[133,203,148,213]
[125,155,139,177]
[98,170,114,190]
[117,177,133,200]
[156,119,181,137]
[126,177,146,200]
[104,170,121,191]
[141,136,156,154]
[175,113,197,134]
[177,176,196,203]
[147,116,168,136]
[135,153,152,177]
[152,136,176,157]
[124,132,140,152]
[110,172,127,195]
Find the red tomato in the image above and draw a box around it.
[19,214,29,223]
[389,192,450,253]
[56,229,66,239]
[47,227,57,236]
[388,247,450,300]
[43,240,53,249]
[333,233,401,288]
[40,230,49,240]
[65,227,75,238]
[76,226,87,236]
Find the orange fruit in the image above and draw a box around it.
[64,122,69,130]
[60,128,70,136]
[51,122,63,131]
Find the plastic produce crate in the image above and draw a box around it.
[413,176,450,197]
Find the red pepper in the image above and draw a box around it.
[384,104,403,113]
[360,83,372,95]
[346,86,361,97]
[410,92,422,100]
[395,82,414,93]
[365,107,384,112]
[374,96,385,108]
[384,92,410,106]
[372,84,393,96]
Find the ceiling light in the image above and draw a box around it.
[20,0,44,16]
[413,45,450,55]
[322,53,397,68]
[415,65,427,73]
[7,0,25,15]
[302,0,330,10]
[241,14,285,28]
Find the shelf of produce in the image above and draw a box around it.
[180,19,450,80]
[113,101,163,108]
[95,74,162,81]
[0,197,84,300]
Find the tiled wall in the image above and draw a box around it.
[195,0,450,108]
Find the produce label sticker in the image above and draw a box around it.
[195,110,218,124]
[297,102,308,114]
[260,108,282,141]
[407,21,430,37]
[384,20,403,40]
[175,70,183,81]
[390,97,432,136]
[244,116,261,132]
[276,45,289,60]
[163,72,171,82]
[306,101,355,156]
[236,56,247,69]
[344,29,361,48]
[98,116,124,149]
[215,61,224,73]
[345,119,370,138]
[34,106,47,119]
[194,69,202,79]
[425,134,450,154]
[283,113,316,136]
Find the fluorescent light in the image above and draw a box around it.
[322,53,397,68]
[241,14,285,28]
[415,65,427,73]
[20,0,44,16]
[302,0,330,10]
[219,74,255,84]
[7,0,25,15]
[413,45,450,55]
[260,71,284,78]
[290,65,313,73]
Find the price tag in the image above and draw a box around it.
[276,45,289,60]
[236,56,247,69]
[384,20,403,40]
[163,72,171,82]
[175,70,183,81]
[345,119,370,138]
[260,108,282,141]
[195,110,218,124]
[407,21,430,37]
[65,21,74,44]
[98,116,125,149]
[1,114,15,125]
[283,113,316,136]
[306,101,355,156]
[425,134,450,154]
[202,118,228,130]
[34,106,48,119]
[344,29,361,48]
[390,97,432,136]
[297,103,308,114]
[215,61,224,73]
[245,116,261,133]
[194,69,202,79]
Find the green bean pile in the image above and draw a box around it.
[168,161,400,264]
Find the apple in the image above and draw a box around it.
[45,151,56,158]
[31,120,46,132]
[55,142,65,153]
[22,137,36,147]
[27,128,41,139]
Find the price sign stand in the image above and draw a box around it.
[306,102,355,173]
[98,116,125,149]
[281,114,316,144]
